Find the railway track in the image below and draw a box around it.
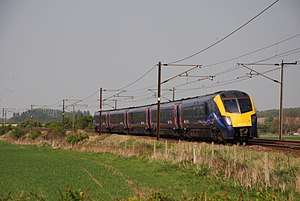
[248,138,300,150]
[95,132,300,151]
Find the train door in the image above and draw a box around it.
[124,111,128,130]
[107,112,111,130]
[146,108,151,130]
[173,105,177,129]
[177,104,182,129]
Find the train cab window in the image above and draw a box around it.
[238,97,252,113]
[223,99,239,113]
[222,97,252,113]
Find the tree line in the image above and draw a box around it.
[7,108,93,131]
[257,107,300,134]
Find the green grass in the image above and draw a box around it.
[259,133,300,141]
[0,141,131,200]
[0,141,298,201]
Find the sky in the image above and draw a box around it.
[0,0,300,115]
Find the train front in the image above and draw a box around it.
[213,90,257,142]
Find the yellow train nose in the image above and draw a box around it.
[228,113,252,127]
[214,94,256,128]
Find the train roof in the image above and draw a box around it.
[96,90,249,114]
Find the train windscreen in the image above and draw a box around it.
[223,99,239,113]
[238,97,252,113]
[222,97,252,113]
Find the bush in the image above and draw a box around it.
[193,165,211,177]
[0,128,4,135]
[45,122,65,136]
[66,133,89,145]
[76,115,93,130]
[58,187,91,201]
[28,130,42,140]
[20,120,42,128]
[10,127,26,139]
[147,192,175,201]
[0,126,13,135]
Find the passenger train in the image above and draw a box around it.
[93,90,257,142]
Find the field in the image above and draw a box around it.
[1,133,300,200]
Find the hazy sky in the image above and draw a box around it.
[0,0,300,115]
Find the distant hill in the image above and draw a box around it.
[8,108,90,124]
[257,107,300,118]
[9,108,62,123]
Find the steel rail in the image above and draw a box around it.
[248,138,300,150]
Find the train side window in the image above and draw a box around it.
[182,106,193,122]
[161,108,173,123]
[192,104,204,120]
[131,111,145,124]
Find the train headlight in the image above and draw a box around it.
[224,116,232,126]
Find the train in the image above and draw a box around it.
[93,90,257,143]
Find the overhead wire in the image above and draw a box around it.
[103,65,156,101]
[202,33,300,69]
[163,34,299,85]
[162,0,281,84]
[176,57,299,95]
[171,47,300,90]
[176,67,281,93]
[167,0,280,65]
[65,90,99,107]
[173,65,241,88]
[242,47,300,64]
